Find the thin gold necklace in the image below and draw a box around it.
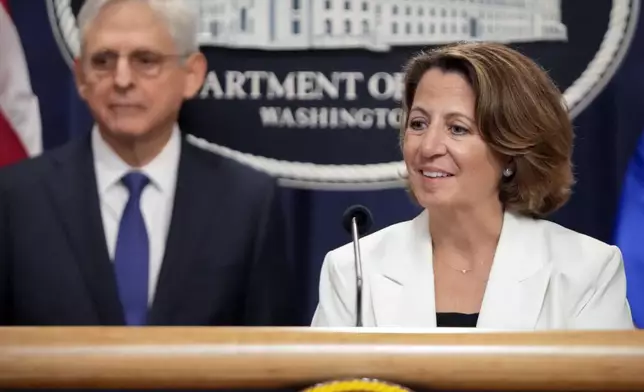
[440,258,485,274]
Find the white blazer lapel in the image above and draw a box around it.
[477,212,551,329]
[370,210,437,327]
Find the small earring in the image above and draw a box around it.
[503,168,513,177]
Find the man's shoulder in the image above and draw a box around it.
[0,138,84,191]
[183,138,277,190]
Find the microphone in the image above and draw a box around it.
[342,205,373,327]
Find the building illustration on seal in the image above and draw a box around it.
[196,0,567,51]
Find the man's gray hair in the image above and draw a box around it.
[77,0,199,54]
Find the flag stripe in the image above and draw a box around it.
[0,110,27,166]
[0,0,42,164]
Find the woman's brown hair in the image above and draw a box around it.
[401,42,574,217]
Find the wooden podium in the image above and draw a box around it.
[0,327,643,391]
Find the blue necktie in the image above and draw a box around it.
[114,171,150,326]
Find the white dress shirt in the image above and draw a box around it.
[92,126,181,305]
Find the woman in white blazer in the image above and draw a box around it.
[311,42,634,330]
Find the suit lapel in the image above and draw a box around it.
[147,140,225,324]
[45,137,125,325]
[371,210,550,329]
[477,212,551,329]
[371,210,437,327]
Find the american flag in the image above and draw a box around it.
[0,0,41,166]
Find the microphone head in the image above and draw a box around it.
[342,205,374,236]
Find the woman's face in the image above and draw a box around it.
[402,68,504,211]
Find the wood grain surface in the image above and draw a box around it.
[0,327,642,391]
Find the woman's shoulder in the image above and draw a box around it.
[517,214,632,328]
[525,215,616,250]
[516,213,622,272]
[322,213,422,271]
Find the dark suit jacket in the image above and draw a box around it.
[0,133,299,326]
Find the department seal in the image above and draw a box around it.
[302,378,413,392]
[47,0,640,190]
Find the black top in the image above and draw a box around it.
[436,312,479,327]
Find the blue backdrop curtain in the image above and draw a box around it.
[8,0,644,326]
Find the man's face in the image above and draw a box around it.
[74,0,205,141]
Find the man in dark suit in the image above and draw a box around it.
[0,0,298,326]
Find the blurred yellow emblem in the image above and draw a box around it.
[302,378,413,392]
